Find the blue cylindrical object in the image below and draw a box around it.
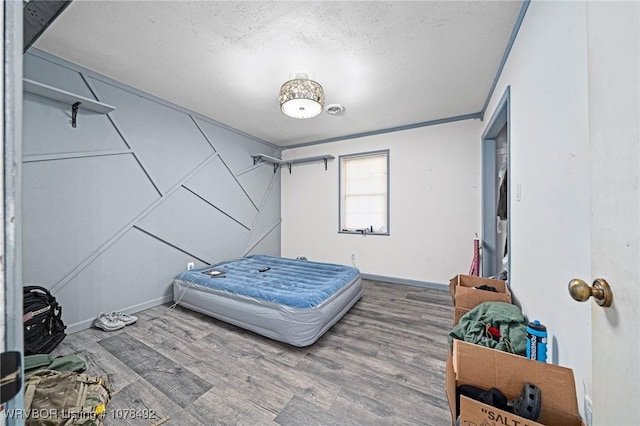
[526,320,547,362]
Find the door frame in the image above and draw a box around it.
[3,0,24,419]
[481,86,510,278]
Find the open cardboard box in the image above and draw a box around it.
[449,274,512,324]
[446,340,583,426]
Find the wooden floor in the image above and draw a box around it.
[52,280,454,425]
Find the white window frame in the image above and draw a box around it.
[338,150,390,235]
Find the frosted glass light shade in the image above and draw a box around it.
[279,78,324,119]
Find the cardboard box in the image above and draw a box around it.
[449,274,512,324]
[446,340,583,426]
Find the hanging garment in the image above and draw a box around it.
[497,169,508,220]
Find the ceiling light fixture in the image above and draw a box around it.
[279,73,324,119]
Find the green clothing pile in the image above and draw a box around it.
[448,301,527,355]
[24,353,87,376]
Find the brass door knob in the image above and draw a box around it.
[568,278,613,307]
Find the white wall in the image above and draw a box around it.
[483,1,592,414]
[281,119,482,286]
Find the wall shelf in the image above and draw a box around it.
[251,153,335,174]
[23,78,116,127]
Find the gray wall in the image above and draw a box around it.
[23,51,281,333]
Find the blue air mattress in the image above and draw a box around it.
[173,255,362,346]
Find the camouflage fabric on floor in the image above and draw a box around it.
[24,370,111,425]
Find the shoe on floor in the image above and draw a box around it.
[111,311,137,326]
[95,312,126,331]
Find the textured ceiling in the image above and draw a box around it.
[34,1,523,147]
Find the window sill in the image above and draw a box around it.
[339,230,390,236]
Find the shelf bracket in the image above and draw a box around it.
[288,163,292,174]
[324,158,328,170]
[253,156,259,166]
[273,163,279,174]
[71,102,81,128]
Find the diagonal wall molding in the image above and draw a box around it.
[83,73,164,197]
[236,162,269,177]
[216,153,259,211]
[181,185,251,231]
[49,153,219,294]
[243,219,282,256]
[23,148,133,163]
[133,225,212,265]
[240,169,280,256]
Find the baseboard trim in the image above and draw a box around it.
[65,294,174,334]
[360,274,447,291]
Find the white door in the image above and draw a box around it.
[586,2,639,424]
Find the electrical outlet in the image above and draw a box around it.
[187,262,195,270]
[584,394,593,426]
[351,252,356,261]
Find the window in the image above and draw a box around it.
[339,150,389,235]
